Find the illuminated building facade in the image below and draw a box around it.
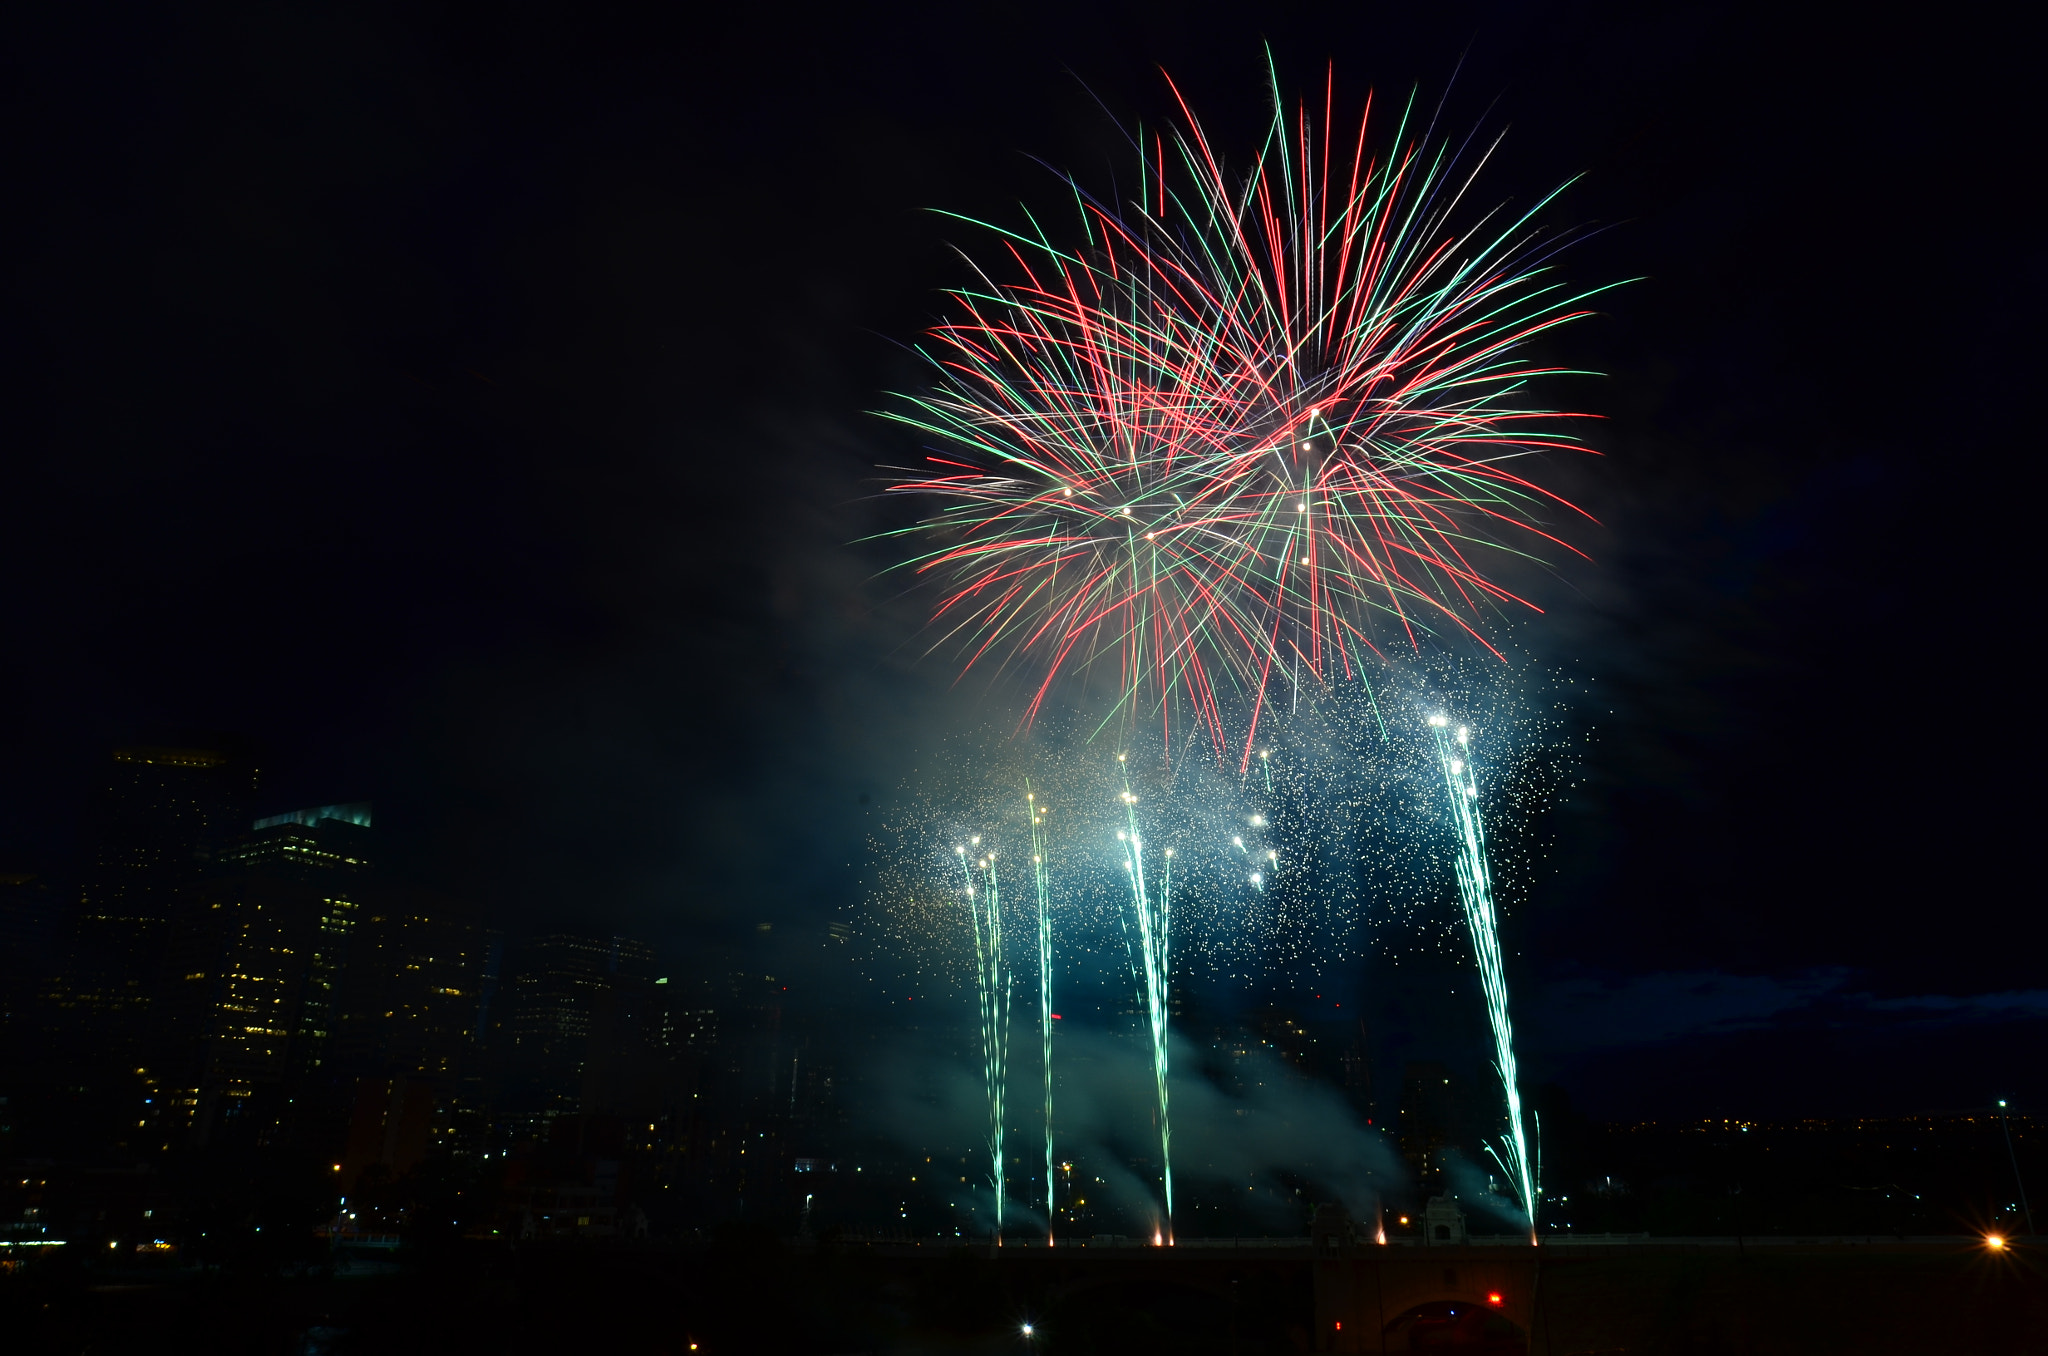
[66,746,258,1044]
[149,808,371,1149]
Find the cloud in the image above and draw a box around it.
[1866,990,2048,1021]
[1535,970,2048,1058]
[1533,968,1850,1052]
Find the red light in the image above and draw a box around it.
[1051,1014,1062,1020]
[1333,1322,1342,1331]
[1487,1292,1503,1307]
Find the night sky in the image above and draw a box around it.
[4,2,2040,1121]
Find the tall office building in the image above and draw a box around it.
[150,806,370,1150]
[334,893,501,1159]
[0,873,63,1148]
[1339,1018,1377,1125]
[67,745,258,1037]
[501,934,655,1136]
[1399,1061,1457,1187]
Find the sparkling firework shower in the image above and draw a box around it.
[1027,785,1056,1243]
[883,69,1617,766]
[858,663,1577,1238]
[955,837,1012,1238]
[1427,714,1537,1241]
[1115,752,1176,1242]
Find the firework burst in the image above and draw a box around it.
[884,69,1617,766]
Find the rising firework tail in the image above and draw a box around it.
[1115,752,1175,1241]
[1027,784,1056,1244]
[1427,714,1537,1243]
[956,837,1012,1241]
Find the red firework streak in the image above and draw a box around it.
[882,69,1620,767]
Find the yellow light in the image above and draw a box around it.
[1987,1234,2007,1250]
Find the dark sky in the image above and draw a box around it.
[3,1,2040,1119]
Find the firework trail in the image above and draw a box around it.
[955,836,1012,1241]
[883,67,1616,769]
[1114,752,1176,1242]
[1426,713,1536,1241]
[1027,784,1056,1243]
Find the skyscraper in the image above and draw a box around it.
[334,892,501,1158]
[67,745,258,1041]
[1399,1061,1457,1188]
[150,805,369,1150]
[501,934,655,1137]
